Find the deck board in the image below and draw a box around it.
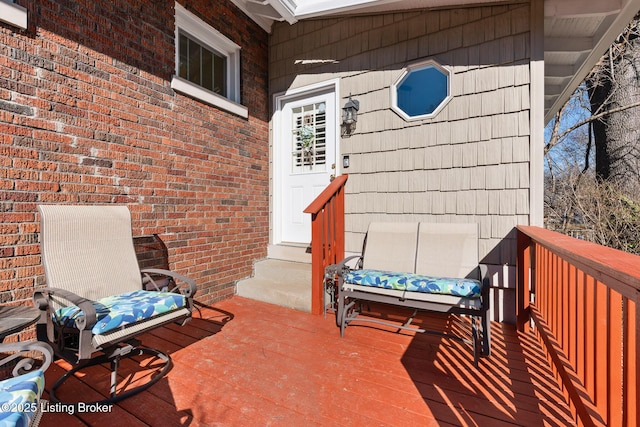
[39,296,574,426]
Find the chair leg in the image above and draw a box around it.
[110,357,119,398]
[403,309,419,328]
[481,283,491,357]
[481,310,491,356]
[337,290,353,337]
[471,321,479,368]
[336,290,343,329]
[323,277,337,318]
[50,347,172,406]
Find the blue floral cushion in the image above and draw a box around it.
[344,269,482,298]
[54,290,186,335]
[0,369,44,427]
[344,270,409,289]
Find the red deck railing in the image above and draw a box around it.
[517,225,640,426]
[304,174,348,315]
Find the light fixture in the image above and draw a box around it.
[341,95,359,136]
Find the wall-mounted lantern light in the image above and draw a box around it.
[341,95,359,137]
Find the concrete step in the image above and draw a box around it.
[267,244,311,263]
[236,258,312,312]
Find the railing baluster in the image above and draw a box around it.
[568,262,577,377]
[577,269,586,389]
[585,275,596,402]
[595,281,608,423]
[517,225,640,426]
[610,290,623,426]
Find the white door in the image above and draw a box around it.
[276,89,337,244]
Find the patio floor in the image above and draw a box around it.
[40,296,575,426]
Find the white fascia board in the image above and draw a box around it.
[544,0,621,18]
[285,0,502,19]
[264,0,506,24]
[266,0,298,23]
[237,0,298,28]
[230,0,286,31]
[293,0,401,18]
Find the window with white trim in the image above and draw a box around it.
[178,32,227,97]
[0,0,28,30]
[172,3,247,118]
[391,59,451,121]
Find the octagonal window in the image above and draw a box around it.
[392,60,451,120]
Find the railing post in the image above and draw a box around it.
[309,211,324,315]
[516,227,532,332]
[304,175,348,315]
[335,182,345,260]
[626,297,639,426]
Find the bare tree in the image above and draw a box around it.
[544,12,640,253]
[586,12,640,189]
[545,167,640,255]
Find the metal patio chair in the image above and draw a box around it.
[0,340,53,427]
[33,205,197,405]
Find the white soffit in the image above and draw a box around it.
[544,0,640,122]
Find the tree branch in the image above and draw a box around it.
[544,100,640,155]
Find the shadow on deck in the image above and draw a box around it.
[40,296,574,426]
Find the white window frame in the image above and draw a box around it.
[172,3,247,118]
[0,0,27,30]
[391,59,451,121]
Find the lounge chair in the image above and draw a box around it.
[33,205,197,404]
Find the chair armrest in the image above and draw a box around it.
[33,287,97,331]
[0,341,54,377]
[326,255,362,278]
[140,268,197,298]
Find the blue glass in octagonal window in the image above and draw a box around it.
[396,65,448,117]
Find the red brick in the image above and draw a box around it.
[0,0,269,305]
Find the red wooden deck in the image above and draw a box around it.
[39,296,574,426]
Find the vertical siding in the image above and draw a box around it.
[270,3,533,322]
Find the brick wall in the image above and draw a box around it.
[0,0,270,307]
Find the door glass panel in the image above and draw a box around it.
[291,102,326,173]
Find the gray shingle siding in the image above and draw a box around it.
[270,3,534,322]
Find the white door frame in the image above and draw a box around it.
[272,79,341,245]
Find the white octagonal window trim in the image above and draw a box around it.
[391,59,451,121]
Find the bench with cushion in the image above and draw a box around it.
[326,222,490,365]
